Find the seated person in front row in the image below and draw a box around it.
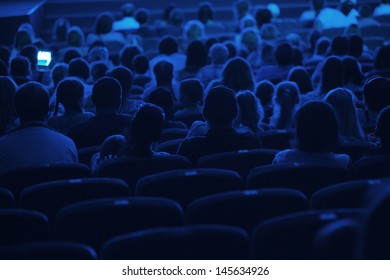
[0,82,78,174]
[177,85,262,164]
[273,101,351,168]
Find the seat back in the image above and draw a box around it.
[0,209,49,245]
[247,163,350,196]
[187,188,308,231]
[135,169,243,207]
[20,178,130,220]
[352,155,390,180]
[158,129,188,143]
[77,146,100,166]
[100,225,250,260]
[197,149,279,179]
[97,155,191,193]
[251,209,366,259]
[0,163,91,199]
[155,138,185,154]
[54,197,184,248]
[258,130,294,150]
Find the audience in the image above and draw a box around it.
[0,82,78,174]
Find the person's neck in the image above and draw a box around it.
[64,108,83,115]
[95,108,118,116]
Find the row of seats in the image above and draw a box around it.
[0,206,366,259]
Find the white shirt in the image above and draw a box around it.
[315,7,359,30]
[0,122,78,175]
[112,17,140,31]
[374,4,390,16]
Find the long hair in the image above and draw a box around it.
[237,90,263,133]
[221,57,254,92]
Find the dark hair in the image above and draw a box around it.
[376,106,390,146]
[255,8,272,28]
[314,37,330,56]
[92,77,122,110]
[331,35,349,56]
[90,61,109,82]
[131,104,165,144]
[120,45,142,70]
[308,29,322,54]
[374,45,390,70]
[63,47,82,64]
[223,41,237,59]
[121,3,135,17]
[106,66,133,97]
[237,90,261,132]
[363,76,390,113]
[274,41,294,66]
[135,8,149,25]
[68,58,90,81]
[147,87,174,120]
[10,56,31,77]
[51,63,68,87]
[54,77,84,116]
[163,3,177,21]
[15,81,49,122]
[158,36,178,55]
[20,45,38,71]
[168,8,185,26]
[203,85,238,125]
[94,12,114,35]
[321,56,345,94]
[53,18,70,42]
[222,57,254,92]
[179,78,204,106]
[132,54,149,74]
[153,60,174,88]
[295,101,339,152]
[0,46,11,66]
[0,77,18,134]
[288,66,313,94]
[273,81,300,129]
[198,2,214,24]
[342,56,364,86]
[14,30,32,51]
[67,26,84,47]
[255,80,275,106]
[349,35,363,58]
[185,40,207,71]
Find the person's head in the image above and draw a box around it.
[348,35,363,58]
[342,56,364,86]
[90,61,109,82]
[239,14,256,31]
[92,77,122,111]
[255,80,275,107]
[308,29,322,54]
[0,46,11,66]
[203,85,238,127]
[67,26,84,47]
[55,77,85,115]
[185,40,208,70]
[88,46,109,63]
[376,106,390,147]
[363,76,390,113]
[314,37,330,56]
[132,54,149,75]
[130,104,165,146]
[120,45,142,70]
[147,87,174,120]
[358,4,373,18]
[255,8,272,28]
[237,90,262,132]
[10,56,31,78]
[0,77,18,134]
[321,56,345,93]
[51,63,68,87]
[274,41,294,67]
[163,3,177,22]
[183,20,205,43]
[68,58,90,81]
[323,87,365,140]
[205,37,218,54]
[292,47,304,66]
[100,135,126,159]
[222,57,254,92]
[198,2,214,24]
[312,0,325,12]
[158,36,178,55]
[153,60,173,86]
[288,66,313,94]
[272,81,300,129]
[20,45,38,71]
[259,23,278,41]
[209,43,229,65]
[106,66,133,97]
[179,78,204,108]
[223,41,238,59]
[53,18,70,42]
[63,47,82,64]
[121,3,135,18]
[94,12,114,35]
[234,0,251,20]
[295,101,340,152]
[374,45,390,70]
[135,8,149,25]
[261,43,275,64]
[286,33,302,48]
[340,0,355,16]
[15,82,49,123]
[14,30,32,51]
[331,35,349,56]
[168,8,185,26]
[240,27,261,53]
